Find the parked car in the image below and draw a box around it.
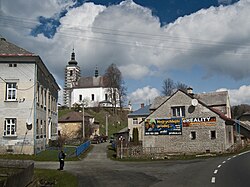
[100,135,108,142]
[91,135,100,144]
[109,135,114,143]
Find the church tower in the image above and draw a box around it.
[63,49,81,107]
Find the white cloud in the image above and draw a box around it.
[1,0,250,105]
[119,64,152,80]
[217,85,250,106]
[128,86,160,106]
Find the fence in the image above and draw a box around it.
[116,146,164,158]
[76,140,91,156]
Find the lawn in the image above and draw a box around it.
[31,168,78,187]
[0,145,93,187]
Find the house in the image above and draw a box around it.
[63,51,120,108]
[142,89,234,154]
[127,103,151,141]
[58,111,99,143]
[0,37,60,154]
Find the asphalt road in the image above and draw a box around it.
[211,150,250,187]
[35,143,250,187]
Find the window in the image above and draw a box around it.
[8,64,17,67]
[44,89,47,108]
[191,131,196,140]
[172,106,185,117]
[70,70,73,76]
[133,118,138,125]
[4,118,16,136]
[40,120,43,138]
[211,130,216,139]
[6,82,17,101]
[79,94,82,101]
[105,94,108,101]
[91,94,95,101]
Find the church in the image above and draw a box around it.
[63,50,120,108]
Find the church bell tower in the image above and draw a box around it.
[63,49,81,107]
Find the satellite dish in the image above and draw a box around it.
[191,99,198,106]
[26,119,32,130]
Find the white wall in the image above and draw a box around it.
[71,87,110,107]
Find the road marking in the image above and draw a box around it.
[211,177,216,183]
[218,164,221,168]
[227,157,231,161]
[222,161,226,164]
[214,170,218,174]
[233,155,237,158]
[238,150,250,156]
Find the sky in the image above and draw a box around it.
[0,0,250,110]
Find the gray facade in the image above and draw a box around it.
[143,90,234,154]
[0,37,60,154]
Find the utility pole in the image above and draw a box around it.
[105,114,108,137]
[82,103,85,140]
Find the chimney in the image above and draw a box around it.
[141,103,145,108]
[187,87,193,95]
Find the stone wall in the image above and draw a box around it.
[0,159,34,187]
[143,91,234,154]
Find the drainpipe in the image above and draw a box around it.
[33,63,37,155]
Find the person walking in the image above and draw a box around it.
[58,150,66,170]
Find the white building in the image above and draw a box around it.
[64,51,120,108]
[0,37,60,155]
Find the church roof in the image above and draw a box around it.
[75,76,108,88]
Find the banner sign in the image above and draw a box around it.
[145,118,182,135]
[183,117,216,127]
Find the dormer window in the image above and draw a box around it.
[172,106,185,117]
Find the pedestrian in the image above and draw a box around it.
[58,150,66,170]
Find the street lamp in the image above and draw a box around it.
[105,114,110,137]
[119,135,123,159]
[81,101,86,140]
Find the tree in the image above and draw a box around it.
[104,63,126,112]
[162,78,175,96]
[176,81,188,92]
[132,128,139,145]
[162,78,188,96]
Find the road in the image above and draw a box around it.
[211,150,250,187]
[35,143,250,187]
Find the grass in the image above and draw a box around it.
[31,168,78,187]
[0,145,93,187]
[0,147,77,161]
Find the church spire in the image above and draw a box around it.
[95,65,99,77]
[71,48,75,60]
[68,48,77,65]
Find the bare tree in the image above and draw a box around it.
[162,78,175,96]
[104,63,126,112]
[176,81,188,92]
[162,78,188,96]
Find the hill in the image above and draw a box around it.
[231,104,250,119]
[58,107,129,138]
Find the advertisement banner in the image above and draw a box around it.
[145,118,182,135]
[183,117,216,127]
